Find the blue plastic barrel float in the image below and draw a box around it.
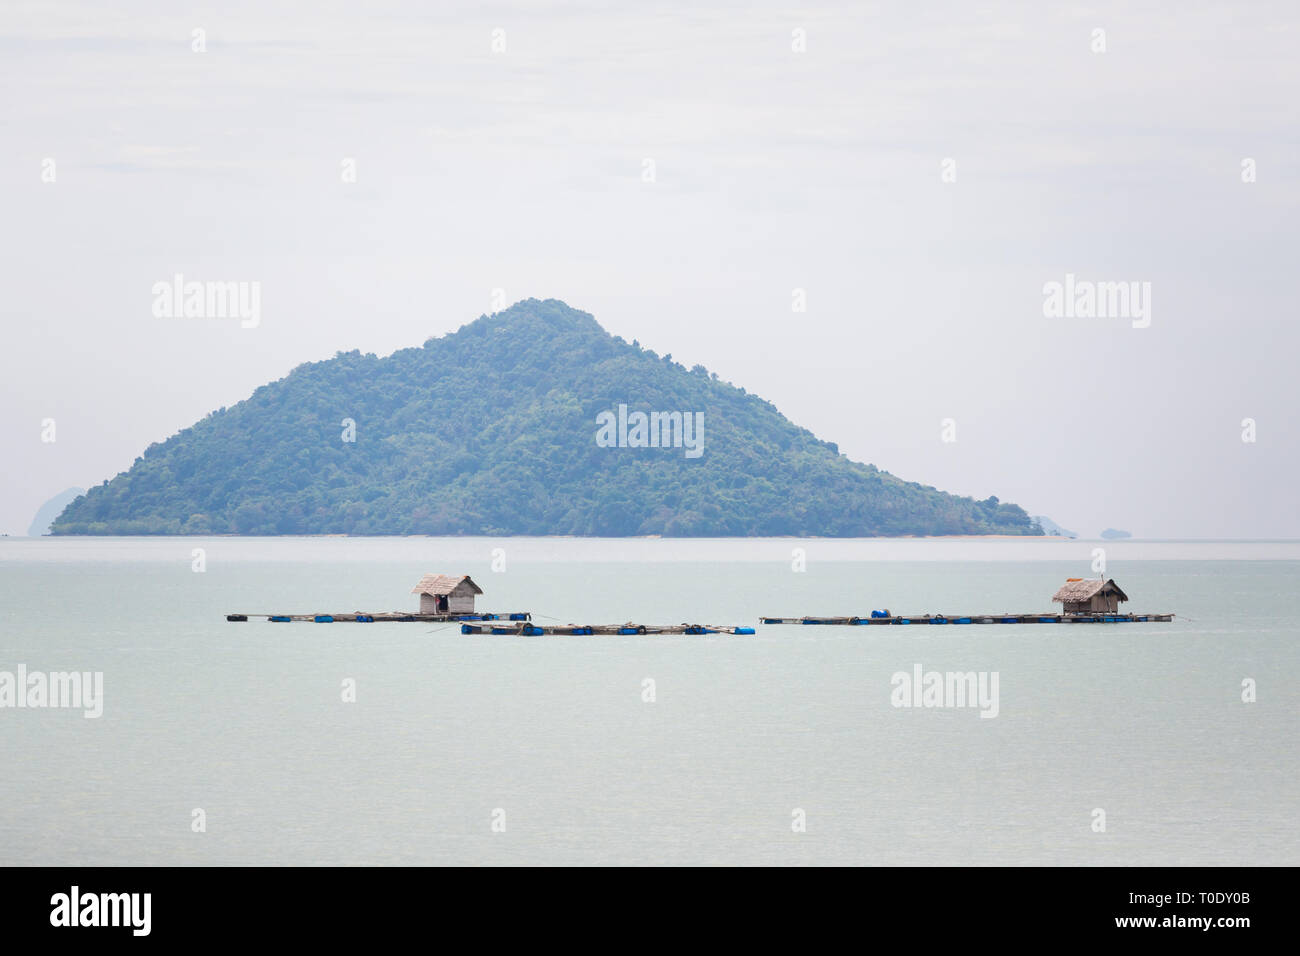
[314,615,333,623]
[1001,617,1017,623]
[270,616,291,623]
[460,623,478,634]
[521,624,544,636]
[355,614,374,623]
[618,627,639,635]
[930,616,947,625]
[733,627,756,635]
[955,617,972,624]
[896,618,911,625]
[509,613,530,621]
[572,626,593,635]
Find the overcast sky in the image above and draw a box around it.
[1,1,1296,537]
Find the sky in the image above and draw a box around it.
[1,0,1296,538]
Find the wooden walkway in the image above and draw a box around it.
[226,611,1171,629]
[458,622,756,636]
[223,613,753,634]
[760,613,1173,625]
[226,611,532,623]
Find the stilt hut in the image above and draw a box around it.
[411,574,483,614]
[1052,578,1129,614]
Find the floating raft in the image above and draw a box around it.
[460,622,756,636]
[760,613,1174,625]
[225,611,532,623]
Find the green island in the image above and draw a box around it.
[53,299,1042,537]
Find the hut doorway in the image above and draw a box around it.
[436,594,449,612]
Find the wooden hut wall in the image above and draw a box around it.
[447,584,477,613]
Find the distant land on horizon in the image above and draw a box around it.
[1031,515,1078,539]
[28,487,86,537]
[52,299,1044,538]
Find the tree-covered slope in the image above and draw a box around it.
[52,299,1041,537]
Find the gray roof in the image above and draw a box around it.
[411,574,483,596]
[1052,578,1129,603]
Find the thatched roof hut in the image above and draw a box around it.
[411,574,483,614]
[1052,578,1129,614]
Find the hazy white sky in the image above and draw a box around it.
[2,1,1296,537]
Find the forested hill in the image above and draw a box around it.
[52,299,1042,537]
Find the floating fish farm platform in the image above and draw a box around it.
[761,613,1173,625]
[225,611,532,623]
[459,622,756,636]
[222,613,754,634]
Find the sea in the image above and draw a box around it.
[1,536,1296,866]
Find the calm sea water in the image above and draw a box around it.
[1,536,1296,866]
